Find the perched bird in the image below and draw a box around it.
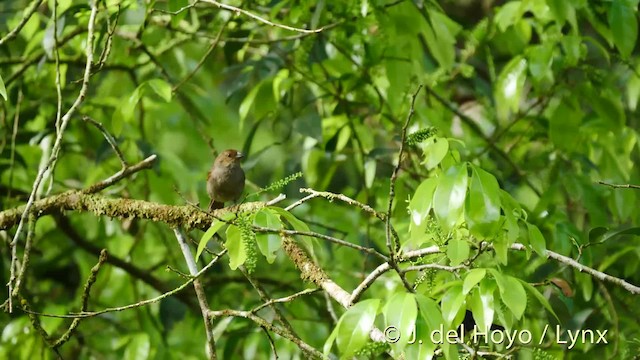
[206,149,245,211]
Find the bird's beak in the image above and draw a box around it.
[236,152,244,159]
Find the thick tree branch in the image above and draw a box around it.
[0,192,266,231]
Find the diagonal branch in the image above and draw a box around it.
[173,229,217,359]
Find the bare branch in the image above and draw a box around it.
[597,181,640,190]
[208,308,324,359]
[8,0,100,310]
[173,229,217,359]
[83,116,128,168]
[200,0,325,34]
[0,0,45,46]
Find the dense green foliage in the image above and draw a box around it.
[1,0,639,359]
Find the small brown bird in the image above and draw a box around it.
[207,149,245,211]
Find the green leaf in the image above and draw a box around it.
[548,0,571,25]
[495,56,527,121]
[169,0,189,27]
[590,89,625,130]
[433,164,468,232]
[440,283,465,326]
[196,220,224,262]
[147,79,172,102]
[519,279,560,323]
[329,299,380,358]
[490,271,526,319]
[404,307,434,360]
[272,69,290,102]
[494,1,524,32]
[420,137,449,170]
[465,166,502,238]
[267,206,310,233]
[225,225,246,270]
[527,223,546,256]
[409,178,438,227]
[0,73,7,101]
[384,293,417,352]
[549,98,582,151]
[364,157,376,189]
[239,82,262,124]
[254,209,283,263]
[627,64,640,110]
[462,268,486,295]
[124,333,150,360]
[593,225,640,244]
[470,278,496,331]
[527,43,555,86]
[609,0,638,58]
[446,238,469,266]
[422,11,460,69]
[415,295,459,360]
[407,178,438,247]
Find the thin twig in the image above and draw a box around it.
[11,215,36,297]
[0,0,45,46]
[173,11,233,92]
[200,0,325,34]
[349,262,391,305]
[508,243,640,294]
[597,181,640,190]
[299,188,386,220]
[401,263,466,273]
[83,154,156,194]
[240,266,299,337]
[173,229,217,359]
[385,85,423,293]
[251,288,320,314]
[19,250,226,319]
[52,249,108,348]
[285,193,319,211]
[252,226,388,261]
[83,116,128,167]
[208,308,324,359]
[96,3,121,70]
[8,0,100,311]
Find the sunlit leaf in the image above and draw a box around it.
[470,278,495,331]
[462,268,486,295]
[225,225,246,270]
[147,79,172,102]
[433,164,468,232]
[254,208,283,263]
[441,283,465,326]
[196,219,224,261]
[495,56,527,121]
[384,293,417,352]
[326,299,380,358]
[0,73,7,101]
[446,238,469,266]
[421,137,449,170]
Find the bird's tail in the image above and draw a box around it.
[208,199,224,211]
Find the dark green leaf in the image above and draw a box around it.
[465,166,502,238]
[609,0,638,58]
